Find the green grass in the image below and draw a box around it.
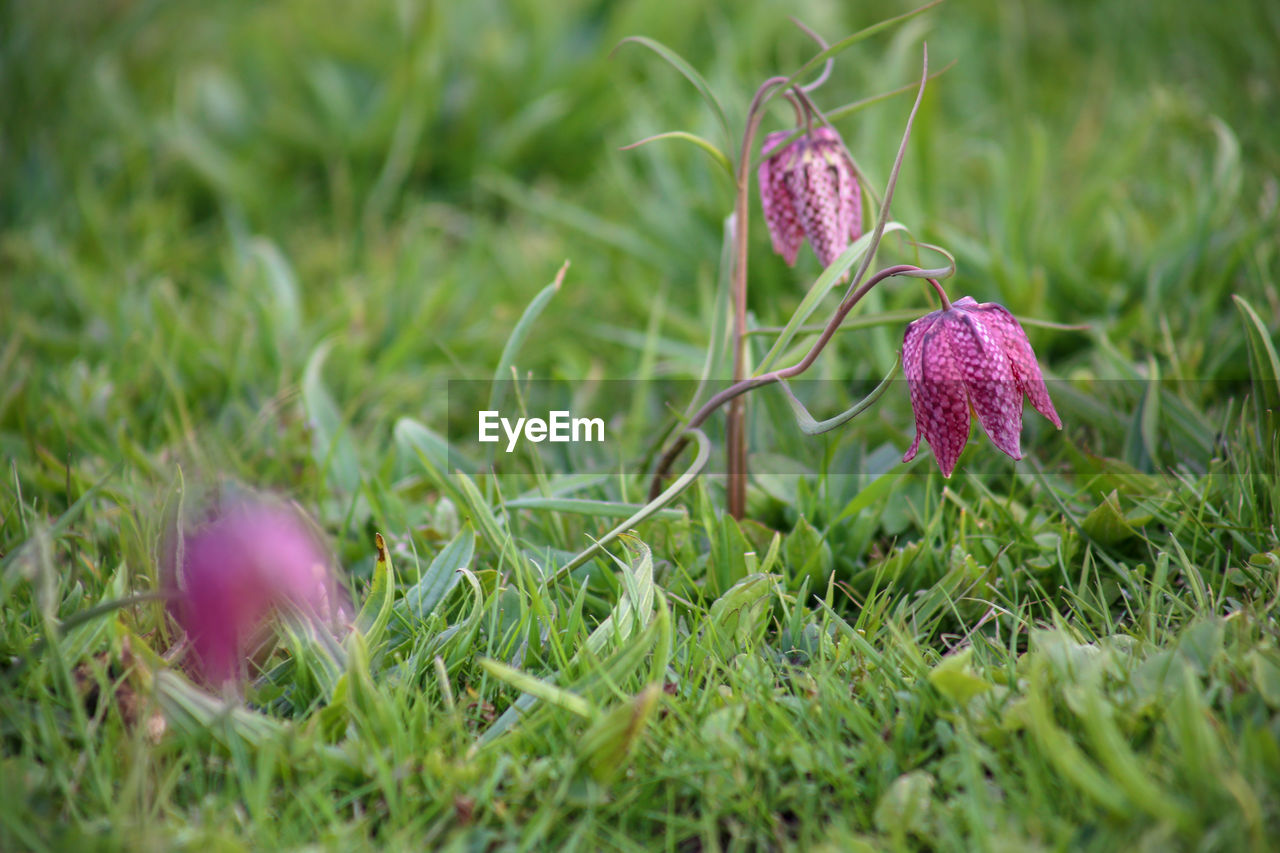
[3,0,1279,849]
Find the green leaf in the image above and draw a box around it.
[302,340,361,494]
[488,261,568,414]
[874,771,935,837]
[579,683,663,784]
[1025,663,1129,814]
[453,470,517,568]
[776,359,899,435]
[394,416,476,476]
[549,428,711,583]
[482,174,665,266]
[755,223,907,374]
[832,462,915,526]
[680,214,736,419]
[615,36,731,149]
[708,573,776,644]
[620,131,734,180]
[1233,294,1280,434]
[1176,617,1224,676]
[1081,490,1138,546]
[479,658,594,719]
[402,525,475,622]
[783,516,833,589]
[1249,650,1280,708]
[501,497,684,521]
[352,533,396,649]
[823,60,957,125]
[928,648,994,705]
[766,0,945,114]
[580,536,655,659]
[247,237,301,341]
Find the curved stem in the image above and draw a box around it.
[789,17,834,94]
[651,45,933,500]
[928,278,952,310]
[839,43,928,306]
[650,263,940,498]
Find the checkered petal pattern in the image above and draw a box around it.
[758,131,805,265]
[758,127,862,270]
[902,296,1062,476]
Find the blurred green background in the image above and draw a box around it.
[4,2,1280,848]
[4,0,1276,462]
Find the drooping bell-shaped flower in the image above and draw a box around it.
[163,500,349,685]
[901,297,1062,477]
[758,126,862,269]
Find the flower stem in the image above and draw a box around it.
[727,75,790,518]
[649,263,947,498]
[651,44,933,502]
[929,278,952,310]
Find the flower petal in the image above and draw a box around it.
[811,127,862,245]
[901,311,939,463]
[946,310,1023,460]
[786,142,845,269]
[968,302,1062,429]
[906,315,972,476]
[167,502,346,685]
[758,131,804,266]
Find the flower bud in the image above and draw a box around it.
[163,500,348,685]
[759,126,862,269]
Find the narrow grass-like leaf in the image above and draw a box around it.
[402,526,475,621]
[502,497,685,521]
[247,237,302,341]
[580,536,655,659]
[353,533,396,648]
[482,174,666,266]
[615,36,732,148]
[394,417,476,476]
[776,359,899,435]
[1024,663,1130,814]
[302,341,361,494]
[824,60,957,124]
[755,223,907,374]
[620,131,734,180]
[480,658,595,718]
[763,0,945,115]
[1233,294,1280,435]
[488,261,568,414]
[832,462,916,526]
[548,429,711,582]
[1076,688,1189,829]
[579,683,663,783]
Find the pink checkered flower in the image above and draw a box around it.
[163,500,349,685]
[902,297,1062,477]
[758,126,862,269]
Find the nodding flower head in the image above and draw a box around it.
[758,126,862,270]
[163,500,349,685]
[901,297,1062,477]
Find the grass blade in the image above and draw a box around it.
[615,36,732,149]
[488,261,569,414]
[620,131,734,180]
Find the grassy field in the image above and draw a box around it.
[3,0,1279,849]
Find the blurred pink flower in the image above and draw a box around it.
[902,296,1062,477]
[758,126,862,269]
[163,501,348,685]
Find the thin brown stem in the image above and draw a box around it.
[684,44,931,513]
[727,75,790,518]
[928,278,952,310]
[649,263,947,498]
